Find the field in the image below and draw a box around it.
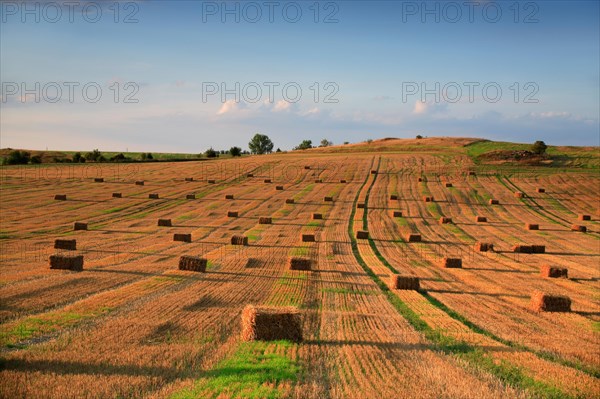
[0,138,598,399]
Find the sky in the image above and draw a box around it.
[1,0,599,152]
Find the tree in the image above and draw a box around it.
[294,140,313,150]
[5,150,30,165]
[147,153,153,160]
[140,153,147,160]
[276,148,282,153]
[73,152,83,163]
[248,133,274,154]
[85,149,102,162]
[229,146,242,157]
[320,138,333,147]
[416,135,423,139]
[531,140,547,155]
[30,155,42,164]
[343,141,349,145]
[205,147,218,158]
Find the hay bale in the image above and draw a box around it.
[315,179,323,183]
[340,179,347,183]
[389,275,420,290]
[537,188,545,193]
[578,214,591,221]
[173,233,192,243]
[530,291,571,312]
[73,222,88,231]
[276,186,284,190]
[439,217,453,224]
[405,233,421,242]
[285,199,295,204]
[540,265,568,278]
[526,223,539,230]
[515,191,524,198]
[304,166,311,170]
[393,211,403,217]
[185,177,194,182]
[149,193,159,199]
[371,170,377,174]
[289,257,311,271]
[112,192,122,198]
[186,194,195,199]
[475,216,487,223]
[259,217,272,224]
[489,199,499,205]
[94,178,104,183]
[54,239,76,250]
[54,194,67,201]
[264,179,272,183]
[531,245,546,254]
[474,242,494,252]
[445,183,453,188]
[324,196,333,202]
[417,177,423,182]
[225,194,234,200]
[227,211,239,218]
[440,258,462,268]
[246,173,254,178]
[178,256,207,272]
[390,195,398,200]
[231,235,248,246]
[49,254,84,271]
[423,196,434,202]
[357,203,365,209]
[208,179,216,184]
[301,234,315,242]
[468,171,476,176]
[158,219,172,227]
[571,224,587,232]
[135,180,144,186]
[356,230,369,239]
[241,305,302,342]
[512,245,533,253]
[312,213,323,220]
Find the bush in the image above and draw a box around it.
[416,135,423,139]
[294,140,313,150]
[343,141,349,145]
[205,148,218,158]
[5,150,30,165]
[85,149,102,162]
[30,155,42,164]
[320,139,333,147]
[531,140,547,155]
[276,148,282,152]
[229,146,242,157]
[146,153,153,160]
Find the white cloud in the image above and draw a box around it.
[217,100,246,115]
[273,100,292,112]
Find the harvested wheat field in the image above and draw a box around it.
[1,138,599,399]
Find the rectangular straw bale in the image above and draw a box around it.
[370,170,377,174]
[135,180,144,186]
[530,291,571,312]
[571,225,587,232]
[73,222,88,231]
[537,188,545,193]
[231,235,248,245]
[304,166,311,170]
[440,258,462,268]
[324,196,333,202]
[312,213,323,220]
[208,179,216,184]
[315,179,322,183]
[540,265,568,278]
[158,219,172,227]
[340,179,347,183]
[474,242,494,252]
[259,217,272,224]
[475,216,487,222]
[289,257,311,271]
[390,195,398,200]
[439,217,453,224]
[445,183,453,187]
[417,177,423,182]
[285,199,295,204]
[357,203,365,209]
[405,233,421,242]
[247,173,254,177]
[264,179,272,183]
[227,211,239,218]
[489,199,499,205]
[112,192,122,198]
[241,305,302,342]
[149,193,159,199]
[389,275,420,290]
[54,239,76,250]
[186,194,195,199]
[225,194,234,200]
[393,211,402,217]
[423,196,434,202]
[94,178,104,183]
[578,214,591,221]
[301,234,315,242]
[526,223,539,230]
[173,233,192,243]
[178,256,207,272]
[531,245,546,253]
[185,177,194,182]
[276,186,284,190]
[356,230,369,239]
[55,195,67,201]
[49,254,84,271]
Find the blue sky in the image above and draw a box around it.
[1,0,599,152]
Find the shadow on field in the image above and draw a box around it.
[463,267,536,274]
[425,288,529,299]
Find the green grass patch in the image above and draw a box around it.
[321,287,379,296]
[171,340,299,399]
[290,246,309,257]
[102,206,126,214]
